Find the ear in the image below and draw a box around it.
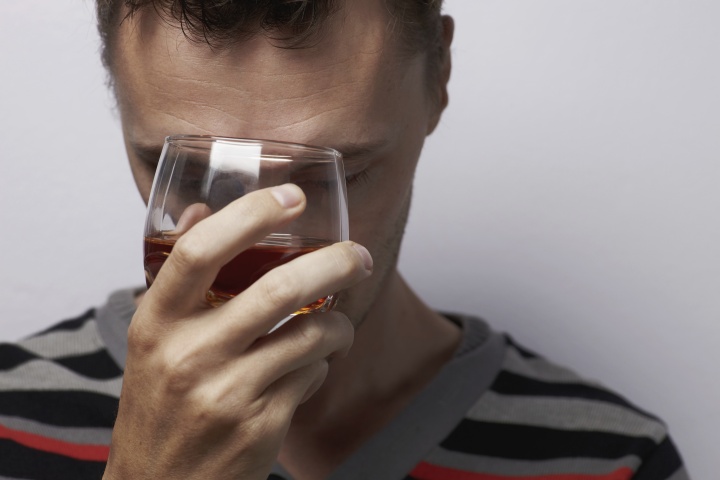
[426,15,454,135]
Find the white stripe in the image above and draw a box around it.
[0,359,122,397]
[467,390,667,441]
[19,319,104,359]
[666,467,691,480]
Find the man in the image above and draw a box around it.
[0,1,688,479]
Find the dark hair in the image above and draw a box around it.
[96,0,445,89]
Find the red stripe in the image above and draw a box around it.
[0,423,109,461]
[410,461,634,480]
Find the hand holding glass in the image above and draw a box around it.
[143,136,348,312]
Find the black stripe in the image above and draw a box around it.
[504,335,539,358]
[55,350,123,379]
[0,343,38,370]
[441,419,658,460]
[0,438,106,480]
[0,391,118,428]
[491,370,658,420]
[632,436,685,480]
[1,341,122,379]
[32,309,96,336]
[268,475,288,480]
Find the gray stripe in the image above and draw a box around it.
[666,466,691,480]
[0,476,32,480]
[425,448,642,476]
[323,318,506,480]
[19,320,104,359]
[466,390,666,441]
[0,414,112,445]
[95,287,140,369]
[503,345,601,385]
[0,360,122,397]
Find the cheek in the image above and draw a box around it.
[347,161,415,248]
[127,157,155,205]
[347,123,426,247]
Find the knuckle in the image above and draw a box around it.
[260,267,301,307]
[170,234,208,272]
[186,386,236,426]
[156,346,202,395]
[242,407,286,448]
[294,315,327,346]
[232,192,278,229]
[232,199,264,225]
[226,392,288,447]
[126,316,158,355]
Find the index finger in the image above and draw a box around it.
[144,184,306,317]
[214,240,373,347]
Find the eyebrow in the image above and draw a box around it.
[130,139,390,165]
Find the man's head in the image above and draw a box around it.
[98,0,453,325]
[97,0,447,101]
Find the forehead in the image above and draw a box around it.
[112,0,425,148]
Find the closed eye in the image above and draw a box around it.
[345,169,371,188]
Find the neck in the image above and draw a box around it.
[280,270,462,478]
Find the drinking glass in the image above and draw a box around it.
[143,135,348,312]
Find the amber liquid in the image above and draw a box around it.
[144,234,335,312]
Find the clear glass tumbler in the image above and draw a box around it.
[143,135,348,312]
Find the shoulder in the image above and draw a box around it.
[416,331,689,480]
[0,309,122,478]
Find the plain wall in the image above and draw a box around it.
[1,1,717,478]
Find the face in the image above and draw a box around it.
[112,0,449,325]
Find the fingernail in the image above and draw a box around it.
[352,243,373,271]
[271,184,303,208]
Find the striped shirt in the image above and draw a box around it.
[0,289,689,479]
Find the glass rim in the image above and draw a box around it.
[165,135,342,161]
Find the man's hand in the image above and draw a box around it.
[103,184,373,480]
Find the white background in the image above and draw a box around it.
[0,1,717,478]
